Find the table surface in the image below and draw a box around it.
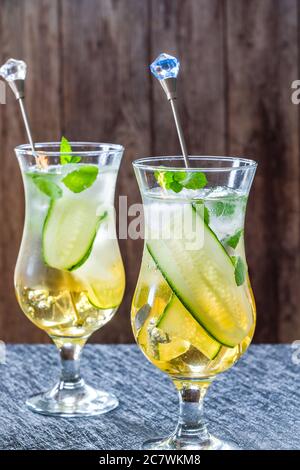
[0,344,299,450]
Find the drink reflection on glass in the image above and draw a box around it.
[15,141,125,416]
[132,156,257,449]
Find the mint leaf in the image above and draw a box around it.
[212,200,236,217]
[30,174,62,200]
[62,165,98,193]
[173,172,186,182]
[60,136,72,154]
[222,201,235,216]
[225,229,243,249]
[183,172,207,189]
[231,256,246,286]
[213,201,224,216]
[60,136,81,164]
[154,170,207,193]
[154,170,175,190]
[169,180,183,193]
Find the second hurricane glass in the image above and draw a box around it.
[15,142,125,417]
[132,156,257,449]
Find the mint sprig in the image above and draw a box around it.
[225,229,243,249]
[30,174,62,200]
[231,256,246,286]
[154,170,207,193]
[62,165,99,193]
[184,172,208,190]
[60,136,81,164]
[212,200,235,217]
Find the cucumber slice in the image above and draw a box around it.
[71,213,125,310]
[43,197,103,271]
[87,275,125,310]
[147,204,253,347]
[157,295,221,360]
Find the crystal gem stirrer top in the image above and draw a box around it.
[0,58,35,152]
[150,53,189,167]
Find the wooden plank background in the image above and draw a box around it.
[0,0,299,344]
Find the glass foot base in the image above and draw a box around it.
[142,434,237,450]
[26,381,118,417]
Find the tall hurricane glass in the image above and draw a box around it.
[132,156,257,449]
[15,142,125,416]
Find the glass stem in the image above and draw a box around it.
[59,343,85,390]
[173,380,212,446]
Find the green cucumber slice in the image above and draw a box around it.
[157,294,221,360]
[147,204,253,347]
[43,197,104,271]
[86,275,125,310]
[70,211,125,310]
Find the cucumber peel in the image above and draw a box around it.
[69,211,107,271]
[147,204,252,347]
[157,294,221,360]
[43,197,106,271]
[86,277,124,310]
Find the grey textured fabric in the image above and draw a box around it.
[0,344,298,450]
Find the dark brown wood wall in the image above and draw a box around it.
[0,0,299,344]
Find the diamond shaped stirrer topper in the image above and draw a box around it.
[150,53,180,80]
[0,58,27,82]
[0,58,35,152]
[150,53,189,167]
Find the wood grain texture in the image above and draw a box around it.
[54,0,151,343]
[0,0,299,344]
[0,0,61,343]
[151,0,226,155]
[226,0,300,342]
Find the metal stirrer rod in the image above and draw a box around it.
[150,53,190,168]
[169,95,189,167]
[18,98,35,152]
[0,58,35,154]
